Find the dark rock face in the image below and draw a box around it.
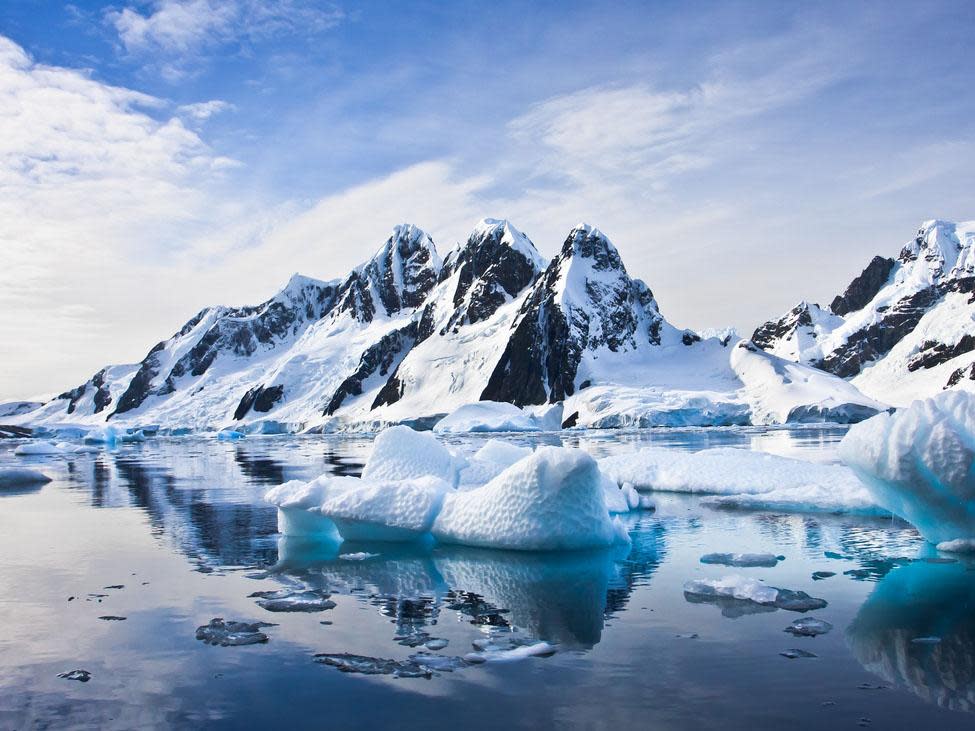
[830,256,896,316]
[907,334,975,372]
[946,363,975,388]
[234,385,285,421]
[58,368,113,415]
[334,225,440,322]
[751,302,814,351]
[325,323,418,415]
[817,286,940,377]
[482,225,663,405]
[111,277,339,418]
[438,222,541,332]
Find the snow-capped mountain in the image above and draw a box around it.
[753,220,975,405]
[6,218,886,432]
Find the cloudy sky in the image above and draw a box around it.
[1,0,973,401]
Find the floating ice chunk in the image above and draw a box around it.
[321,475,450,542]
[314,652,432,678]
[433,447,626,551]
[684,575,780,605]
[14,440,65,456]
[936,539,975,553]
[464,637,557,663]
[339,552,380,561]
[195,618,275,646]
[433,401,562,434]
[424,638,449,651]
[408,652,466,671]
[840,390,975,546]
[780,649,817,659]
[700,552,783,568]
[265,477,349,539]
[362,425,459,487]
[84,427,117,445]
[600,447,880,515]
[119,429,147,443]
[250,589,336,612]
[217,430,245,441]
[0,468,51,489]
[785,617,833,637]
[910,636,942,645]
[812,571,836,580]
[683,575,827,613]
[57,669,92,682]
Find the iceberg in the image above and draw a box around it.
[13,440,65,456]
[600,447,880,515]
[0,468,51,489]
[839,390,975,546]
[320,474,450,542]
[457,440,532,488]
[432,447,628,551]
[433,401,563,434]
[265,478,342,539]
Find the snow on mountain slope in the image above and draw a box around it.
[325,219,546,426]
[753,220,975,405]
[11,219,886,432]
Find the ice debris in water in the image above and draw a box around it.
[464,637,557,663]
[683,575,827,613]
[910,636,942,645]
[784,617,833,637]
[217,430,245,441]
[812,571,836,580]
[314,653,433,678]
[424,638,449,651]
[250,589,336,613]
[14,441,65,456]
[339,552,380,561]
[840,390,975,547]
[408,652,467,672]
[700,552,783,568]
[0,468,51,489]
[58,669,92,682]
[195,618,276,646]
[780,649,818,659]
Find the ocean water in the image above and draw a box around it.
[1,427,973,729]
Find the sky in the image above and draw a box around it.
[0,0,973,401]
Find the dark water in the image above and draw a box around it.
[1,427,974,730]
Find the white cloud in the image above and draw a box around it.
[177,99,234,120]
[105,0,344,77]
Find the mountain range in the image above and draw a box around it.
[6,217,972,433]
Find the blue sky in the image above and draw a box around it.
[1,0,973,400]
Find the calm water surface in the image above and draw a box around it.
[1,427,973,729]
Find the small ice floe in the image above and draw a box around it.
[14,441,65,456]
[250,589,336,613]
[424,638,449,651]
[910,636,942,645]
[0,468,51,489]
[840,390,975,548]
[407,652,467,672]
[463,636,557,663]
[97,615,126,621]
[675,633,699,639]
[683,575,827,613]
[217,430,245,441]
[700,552,783,568]
[812,571,836,580]
[784,617,833,637]
[780,649,818,659]
[195,618,276,646]
[314,653,433,678]
[599,447,881,515]
[936,539,975,554]
[119,430,147,444]
[339,552,380,561]
[57,669,92,682]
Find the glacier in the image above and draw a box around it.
[839,390,975,549]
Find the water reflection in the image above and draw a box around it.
[848,558,975,713]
